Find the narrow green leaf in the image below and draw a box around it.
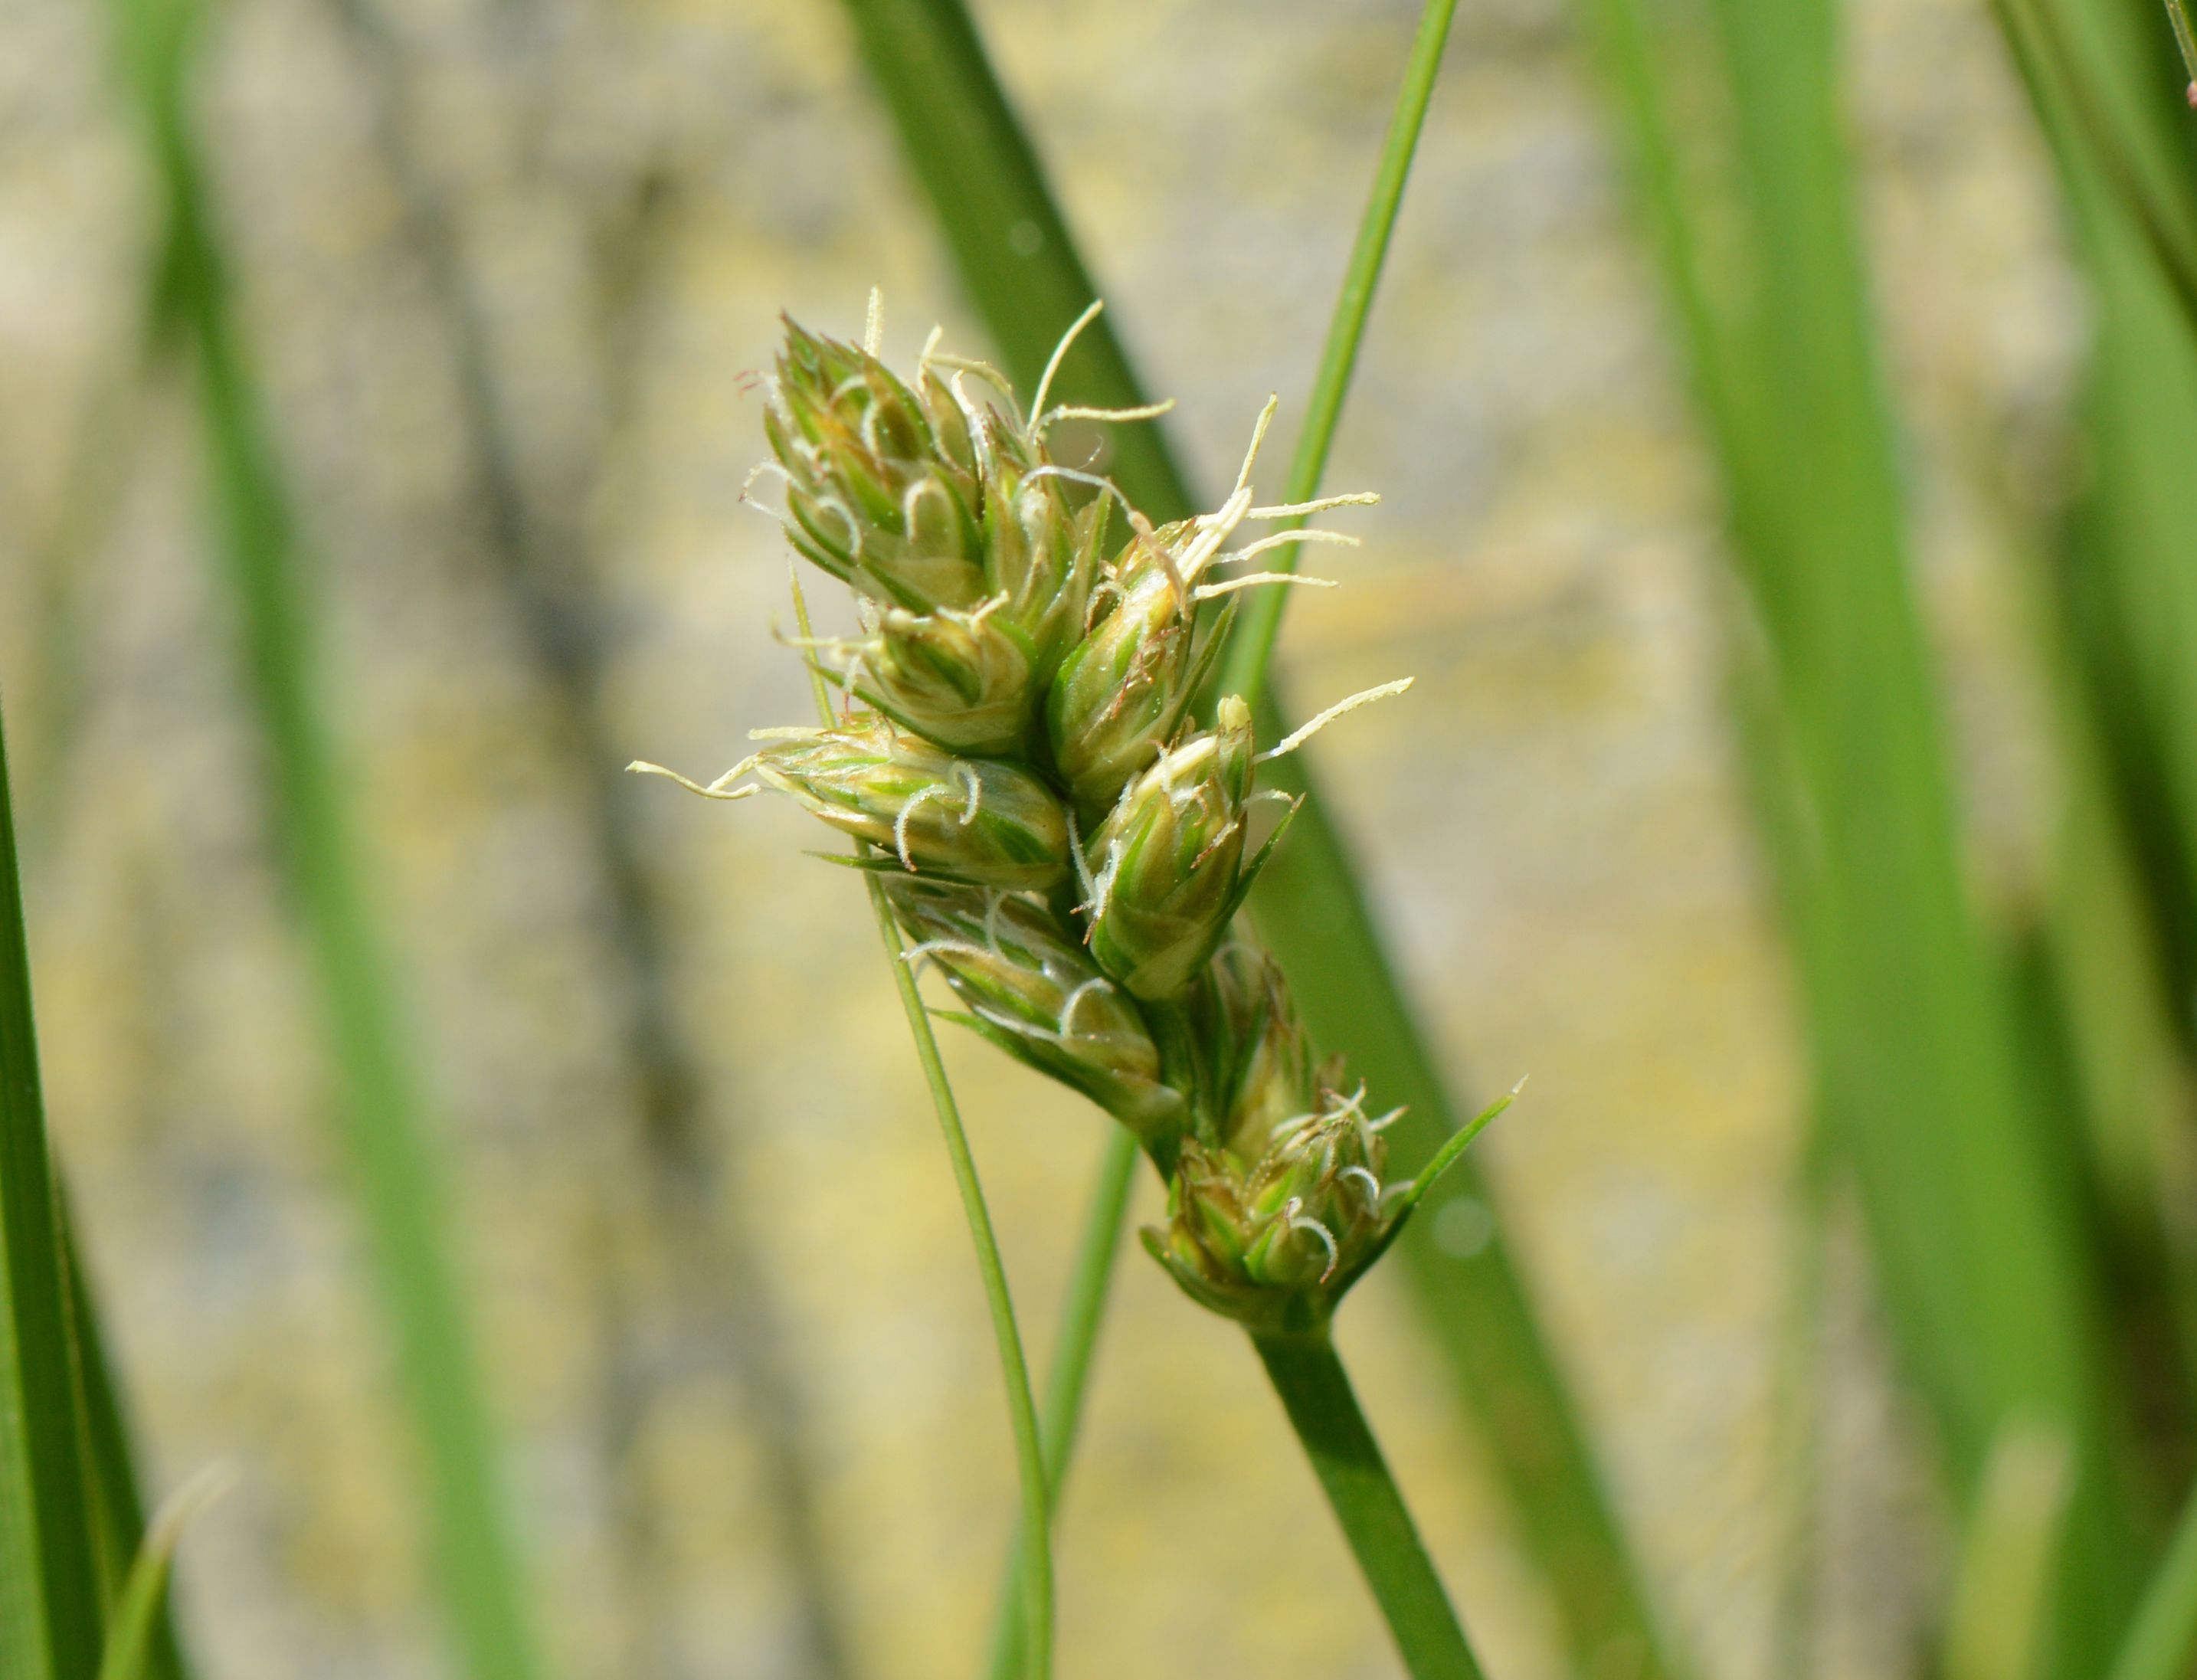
[316,2,861,1665]
[0,696,105,1680]
[2169,0,2197,87]
[1210,0,1460,712]
[1389,1086,1518,1221]
[61,1207,191,1680]
[1245,784,1678,1675]
[1574,0,2146,1655]
[98,2,550,1676]
[1999,0,2197,1001]
[1993,0,2197,327]
[93,1467,229,1680]
[790,572,1056,1680]
[1987,0,2197,1406]
[984,1129,1137,1680]
[2110,1472,2197,1680]
[1943,1425,2074,1680]
[836,0,1193,521]
[832,3,1680,1672]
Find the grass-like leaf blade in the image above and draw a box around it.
[99,1,550,1676]
[0,697,106,1680]
[1574,0,2150,1656]
[61,1208,189,1680]
[91,1469,228,1680]
[2110,1468,2197,1680]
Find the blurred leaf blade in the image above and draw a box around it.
[98,2,550,1678]
[1994,0,2197,329]
[2171,0,2197,84]
[92,1468,228,1680]
[986,1129,1138,1680]
[1999,0,2197,1007]
[61,1210,189,1680]
[1212,0,1460,712]
[836,0,1193,519]
[1986,0,2197,1437]
[1943,1424,2074,1680]
[2111,1470,2197,1680]
[834,2,1680,1672]
[1573,0,2147,1651]
[0,699,105,1680]
[319,0,862,1667]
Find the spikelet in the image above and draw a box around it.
[637,301,1482,1332]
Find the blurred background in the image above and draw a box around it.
[0,0,2176,1675]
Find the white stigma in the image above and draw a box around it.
[1257,679,1415,763]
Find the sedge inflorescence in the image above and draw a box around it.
[640,300,1443,1332]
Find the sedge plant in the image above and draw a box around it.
[636,304,1511,1679]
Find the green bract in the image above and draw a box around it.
[748,722,1072,891]
[1084,695,1259,1001]
[884,877,1187,1141]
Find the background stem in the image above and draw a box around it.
[862,879,1054,1680]
[984,1129,1138,1680]
[788,583,1055,1680]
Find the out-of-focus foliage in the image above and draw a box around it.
[1,0,2180,1675]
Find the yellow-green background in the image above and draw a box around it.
[0,0,2078,1673]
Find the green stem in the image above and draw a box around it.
[983,1128,1138,1680]
[2168,0,2197,90]
[787,580,1053,1679]
[1213,0,1459,713]
[2110,1475,2197,1680]
[863,880,1053,1680]
[834,3,1678,1671]
[1251,1330,1485,1680]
